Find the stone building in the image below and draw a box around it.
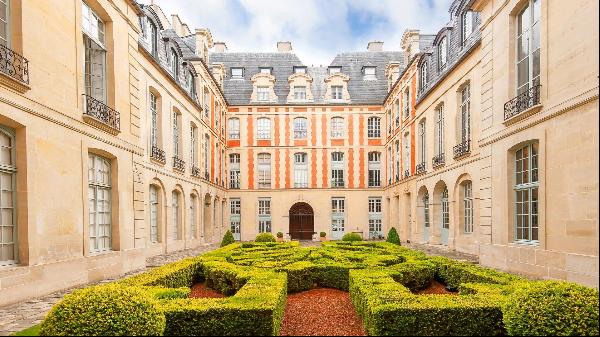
[0,0,597,306]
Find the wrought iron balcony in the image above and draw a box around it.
[504,85,541,120]
[83,94,120,131]
[0,44,29,85]
[453,140,471,159]
[172,156,186,172]
[150,146,166,163]
[191,165,201,178]
[432,153,445,169]
[404,169,411,179]
[415,162,426,175]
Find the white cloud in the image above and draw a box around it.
[150,0,454,66]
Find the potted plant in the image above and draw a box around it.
[319,232,327,242]
[276,232,284,242]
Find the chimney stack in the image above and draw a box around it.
[367,41,384,52]
[214,41,228,53]
[277,41,292,52]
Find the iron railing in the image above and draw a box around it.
[0,44,29,85]
[191,165,201,177]
[453,140,471,159]
[504,85,541,120]
[172,156,186,172]
[83,94,120,130]
[415,162,426,175]
[151,146,166,163]
[432,153,445,169]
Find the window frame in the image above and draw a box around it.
[368,151,381,188]
[514,143,539,243]
[330,117,345,138]
[88,153,112,254]
[516,0,541,95]
[367,116,381,138]
[331,152,345,188]
[228,118,240,139]
[257,86,270,102]
[258,198,272,233]
[231,67,244,79]
[293,152,308,188]
[257,153,271,189]
[331,85,343,100]
[256,117,271,140]
[0,127,17,265]
[438,36,448,70]
[463,181,474,233]
[368,197,383,238]
[229,153,240,189]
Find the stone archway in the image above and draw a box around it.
[289,202,315,240]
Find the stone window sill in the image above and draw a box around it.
[0,72,31,94]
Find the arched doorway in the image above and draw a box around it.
[289,202,314,240]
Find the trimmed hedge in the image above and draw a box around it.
[503,281,599,336]
[386,227,401,245]
[255,232,276,242]
[40,285,165,336]
[342,232,362,242]
[220,230,236,247]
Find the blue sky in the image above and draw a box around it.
[152,0,454,66]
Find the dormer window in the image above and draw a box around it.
[231,67,244,79]
[259,67,272,75]
[363,66,376,80]
[420,62,428,91]
[185,70,195,96]
[294,86,306,101]
[328,66,341,75]
[257,86,269,101]
[462,10,476,44]
[438,37,448,70]
[294,66,307,74]
[331,86,343,100]
[169,48,179,78]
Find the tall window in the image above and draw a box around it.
[185,70,195,97]
[0,0,9,46]
[168,48,179,78]
[203,88,210,118]
[229,154,240,189]
[460,85,471,142]
[423,192,430,229]
[88,154,111,253]
[257,86,269,101]
[294,117,308,139]
[420,62,428,91]
[149,185,159,243]
[228,118,240,139]
[331,152,344,188]
[435,105,444,155]
[463,182,474,233]
[294,86,307,100]
[257,153,271,189]
[0,128,16,264]
[395,140,400,181]
[204,134,210,177]
[394,99,400,126]
[170,191,181,241]
[462,10,475,43]
[150,92,159,148]
[172,111,181,158]
[189,194,197,239]
[149,20,158,57]
[331,117,345,138]
[403,132,411,176]
[368,197,383,238]
[331,198,345,235]
[438,37,448,70]
[368,152,381,188]
[257,117,271,139]
[515,143,539,242]
[258,198,271,233]
[230,198,241,239]
[82,1,106,103]
[418,120,426,165]
[403,88,411,119]
[294,153,308,188]
[367,117,380,138]
[516,0,541,95]
[331,86,343,100]
[441,187,449,231]
[190,124,197,166]
[387,147,392,184]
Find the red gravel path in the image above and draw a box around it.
[416,280,456,295]
[280,288,366,336]
[189,283,226,299]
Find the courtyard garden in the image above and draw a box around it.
[14,231,600,336]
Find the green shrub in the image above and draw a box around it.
[276,231,284,238]
[320,231,326,238]
[40,285,165,336]
[342,232,362,242]
[255,233,276,242]
[220,230,236,247]
[386,227,401,245]
[503,281,599,336]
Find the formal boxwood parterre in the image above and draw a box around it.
[39,241,599,336]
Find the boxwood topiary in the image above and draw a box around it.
[342,233,362,242]
[40,285,165,336]
[503,280,599,336]
[386,227,401,245]
[255,232,276,242]
[221,230,236,247]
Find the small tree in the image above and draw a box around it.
[220,230,236,247]
[386,227,401,245]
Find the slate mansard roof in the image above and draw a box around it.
[210,50,404,106]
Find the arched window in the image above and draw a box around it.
[228,118,240,139]
[420,62,428,91]
[149,185,160,243]
[88,153,112,253]
[294,152,308,188]
[169,48,179,78]
[294,117,308,139]
[367,116,381,138]
[170,190,181,241]
[331,117,345,138]
[463,181,474,233]
[368,152,381,187]
[257,118,271,140]
[438,37,448,70]
[0,127,17,264]
[257,153,271,189]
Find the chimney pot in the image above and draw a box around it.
[367,41,384,52]
[277,41,292,52]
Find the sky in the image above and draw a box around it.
[151,0,455,66]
